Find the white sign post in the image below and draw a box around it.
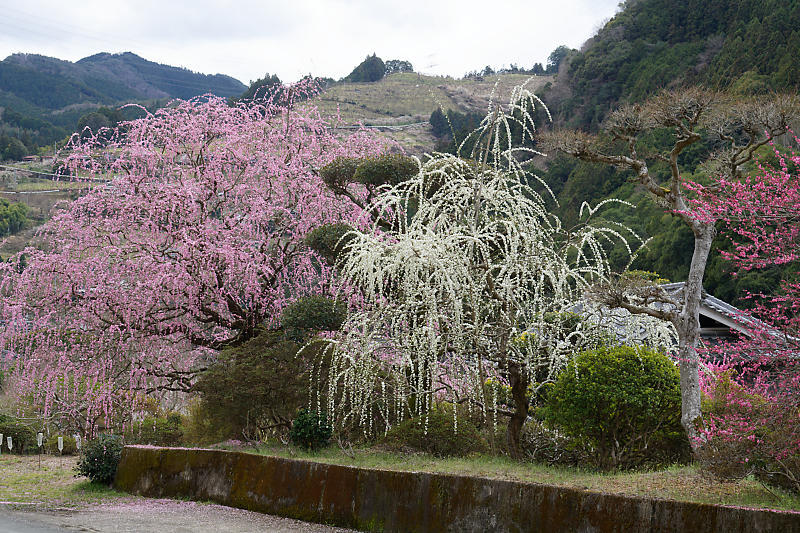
[7,436,12,452]
[57,436,64,468]
[37,432,43,469]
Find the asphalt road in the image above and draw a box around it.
[0,512,64,533]
[0,502,358,533]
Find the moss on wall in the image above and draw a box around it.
[115,446,800,533]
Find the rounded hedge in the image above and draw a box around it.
[290,409,332,450]
[45,435,78,455]
[76,434,123,485]
[542,345,688,469]
[305,223,356,266]
[319,157,359,192]
[0,419,36,454]
[281,295,347,335]
[352,154,418,187]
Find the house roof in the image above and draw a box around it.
[660,282,761,339]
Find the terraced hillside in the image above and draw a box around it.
[315,72,553,154]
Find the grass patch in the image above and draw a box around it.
[220,443,800,513]
[0,454,131,509]
[2,180,94,192]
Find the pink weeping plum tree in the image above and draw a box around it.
[0,82,383,435]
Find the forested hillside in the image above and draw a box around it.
[546,0,800,129]
[0,52,246,155]
[538,0,800,306]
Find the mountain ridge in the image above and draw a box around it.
[1,51,247,108]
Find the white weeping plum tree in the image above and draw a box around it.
[314,84,669,457]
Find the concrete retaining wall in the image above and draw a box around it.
[114,446,800,533]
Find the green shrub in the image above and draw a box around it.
[0,419,36,454]
[45,435,78,455]
[305,223,356,265]
[381,406,489,457]
[123,413,184,447]
[519,420,588,466]
[76,434,123,485]
[319,157,359,192]
[542,345,689,469]
[182,399,236,447]
[352,154,418,187]
[281,296,347,338]
[192,331,329,444]
[289,409,332,450]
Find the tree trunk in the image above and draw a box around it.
[675,222,715,444]
[506,362,529,459]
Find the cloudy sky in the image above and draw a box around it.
[0,0,621,84]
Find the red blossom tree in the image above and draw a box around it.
[544,89,800,441]
[689,136,800,492]
[0,84,383,434]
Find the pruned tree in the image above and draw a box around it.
[542,87,800,441]
[315,86,667,457]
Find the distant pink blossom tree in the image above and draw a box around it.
[0,84,382,434]
[689,136,800,492]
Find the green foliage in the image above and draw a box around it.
[236,73,282,102]
[429,109,484,154]
[429,108,448,138]
[543,345,689,469]
[0,198,29,236]
[0,52,245,152]
[380,406,489,457]
[76,434,123,485]
[181,399,231,447]
[384,60,413,75]
[344,54,386,83]
[45,435,78,455]
[281,295,347,337]
[76,112,111,138]
[123,413,184,446]
[192,331,327,442]
[548,0,800,130]
[320,154,418,190]
[352,154,418,187]
[289,409,332,450]
[546,45,572,74]
[0,418,36,454]
[519,419,588,466]
[319,157,359,192]
[305,223,356,265]
[0,135,28,161]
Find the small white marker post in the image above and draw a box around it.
[0,433,3,455]
[74,434,81,453]
[37,432,43,469]
[7,436,12,453]
[57,436,63,468]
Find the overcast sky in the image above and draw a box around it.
[0,0,621,84]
